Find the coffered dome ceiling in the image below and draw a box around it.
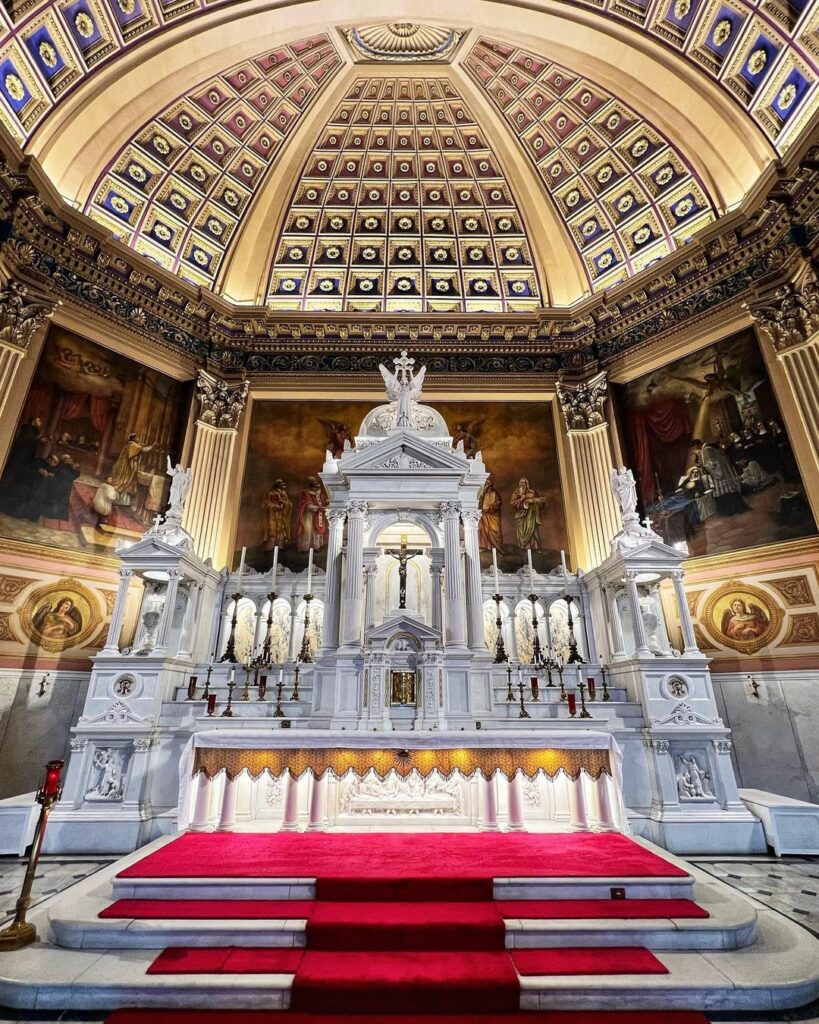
[0,0,814,308]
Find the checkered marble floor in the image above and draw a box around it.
[693,857,819,939]
[0,855,112,928]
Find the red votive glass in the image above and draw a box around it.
[187,675,197,698]
[41,759,64,798]
[587,677,596,700]
[567,693,577,716]
[530,676,539,699]
[207,694,217,716]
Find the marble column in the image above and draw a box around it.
[341,500,368,646]
[307,772,328,831]
[288,604,300,660]
[480,773,499,831]
[153,569,181,656]
[567,774,589,832]
[182,372,249,567]
[216,774,239,831]
[190,774,213,831]
[430,551,444,635]
[0,279,57,472]
[624,571,650,656]
[603,584,626,660]
[440,501,466,647]
[461,509,485,651]
[321,509,346,650]
[556,371,621,571]
[507,772,525,832]
[101,568,134,654]
[670,570,699,655]
[363,561,379,633]
[507,608,519,661]
[280,771,300,832]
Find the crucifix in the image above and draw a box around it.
[385,535,423,610]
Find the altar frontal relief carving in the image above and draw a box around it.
[235,398,567,574]
[19,578,100,652]
[0,326,189,556]
[614,329,815,558]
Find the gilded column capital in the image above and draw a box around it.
[556,370,608,431]
[195,370,249,428]
[0,277,58,352]
[748,278,819,352]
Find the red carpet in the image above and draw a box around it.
[119,833,688,882]
[148,947,304,974]
[291,950,520,1014]
[100,899,315,920]
[107,1013,711,1023]
[511,948,668,976]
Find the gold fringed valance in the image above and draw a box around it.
[192,746,611,782]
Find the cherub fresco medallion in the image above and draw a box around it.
[702,581,782,655]
[20,578,100,652]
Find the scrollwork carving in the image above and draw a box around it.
[749,279,819,351]
[0,278,57,351]
[556,371,608,430]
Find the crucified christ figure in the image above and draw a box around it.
[386,537,423,610]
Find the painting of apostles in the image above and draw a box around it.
[614,329,816,557]
[0,327,188,555]
[263,479,292,551]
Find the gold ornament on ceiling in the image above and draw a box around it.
[345,23,463,63]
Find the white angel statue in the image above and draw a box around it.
[609,467,638,517]
[379,351,427,429]
[166,457,193,519]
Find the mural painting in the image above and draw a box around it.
[614,330,816,558]
[701,581,783,655]
[235,399,567,574]
[19,578,101,653]
[0,327,190,555]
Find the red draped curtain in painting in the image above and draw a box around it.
[627,398,692,504]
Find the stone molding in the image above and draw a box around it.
[556,370,608,430]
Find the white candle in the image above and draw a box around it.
[238,546,247,577]
[271,545,279,590]
[527,548,534,591]
[560,549,568,589]
[492,548,500,592]
[306,547,313,593]
[279,667,284,683]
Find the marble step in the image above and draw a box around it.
[3,909,817,1012]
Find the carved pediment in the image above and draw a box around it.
[366,612,442,644]
[341,430,472,475]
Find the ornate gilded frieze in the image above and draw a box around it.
[0,276,57,350]
[195,370,249,428]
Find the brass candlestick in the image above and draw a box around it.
[564,594,584,665]
[557,662,566,701]
[505,664,514,702]
[273,672,285,718]
[219,592,242,663]
[601,664,612,702]
[578,681,592,719]
[291,664,301,702]
[240,663,251,701]
[0,760,63,951]
[492,593,507,663]
[298,594,314,664]
[517,673,531,719]
[261,591,276,664]
[202,661,213,701]
[528,594,543,664]
[221,673,236,717]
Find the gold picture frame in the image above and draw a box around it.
[702,579,783,655]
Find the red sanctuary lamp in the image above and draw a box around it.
[567,693,577,718]
[0,758,64,951]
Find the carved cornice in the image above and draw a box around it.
[0,140,815,375]
[556,370,608,431]
[195,370,249,429]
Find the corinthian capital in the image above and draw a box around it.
[0,278,58,351]
[748,276,819,351]
[461,508,482,526]
[556,370,608,431]
[345,499,369,518]
[439,500,462,521]
[195,370,249,429]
